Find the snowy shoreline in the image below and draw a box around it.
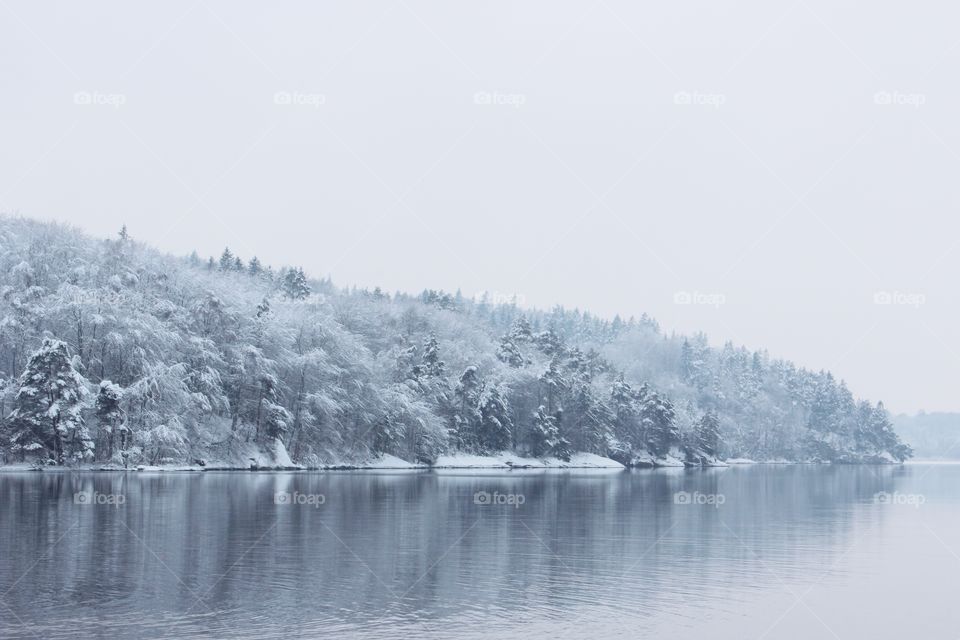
[0,453,905,473]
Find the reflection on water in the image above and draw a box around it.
[1,465,959,639]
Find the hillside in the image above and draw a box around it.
[0,217,911,468]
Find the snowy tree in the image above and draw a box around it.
[695,411,721,459]
[565,382,611,454]
[8,339,90,464]
[417,333,445,379]
[638,385,679,456]
[496,334,525,368]
[610,373,639,450]
[281,267,311,300]
[451,366,483,450]
[94,380,125,461]
[527,405,571,460]
[219,247,235,271]
[0,217,915,467]
[372,413,403,454]
[477,386,512,452]
[510,316,533,343]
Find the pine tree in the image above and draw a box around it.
[566,382,611,454]
[419,334,445,378]
[8,339,90,464]
[233,256,244,272]
[528,405,556,457]
[528,405,571,460]
[452,366,483,449]
[610,373,639,449]
[496,334,525,367]
[680,339,694,382]
[281,267,311,300]
[696,411,722,458]
[219,247,235,271]
[510,316,533,343]
[248,256,263,276]
[638,385,679,456]
[538,358,566,414]
[478,386,512,453]
[535,329,564,357]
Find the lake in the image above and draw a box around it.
[1,464,958,639]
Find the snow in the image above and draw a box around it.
[433,452,623,469]
[272,438,294,467]
[352,454,423,469]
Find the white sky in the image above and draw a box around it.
[2,1,958,413]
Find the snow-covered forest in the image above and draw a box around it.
[0,217,911,468]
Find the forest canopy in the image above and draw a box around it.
[0,217,911,467]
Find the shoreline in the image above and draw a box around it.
[0,458,910,473]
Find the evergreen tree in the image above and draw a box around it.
[418,334,445,378]
[452,366,483,449]
[281,267,311,300]
[696,411,722,458]
[219,247,235,271]
[510,316,533,343]
[8,339,90,464]
[680,339,694,382]
[566,382,611,454]
[477,386,512,452]
[610,373,639,449]
[248,256,263,276]
[535,329,564,357]
[496,334,525,367]
[527,405,572,460]
[638,385,679,456]
[538,358,566,414]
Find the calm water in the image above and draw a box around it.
[1,465,959,639]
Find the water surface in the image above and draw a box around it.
[1,465,958,639]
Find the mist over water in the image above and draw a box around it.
[2,465,958,639]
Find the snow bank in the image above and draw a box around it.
[354,454,424,469]
[433,452,623,469]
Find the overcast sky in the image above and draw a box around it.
[2,1,958,414]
